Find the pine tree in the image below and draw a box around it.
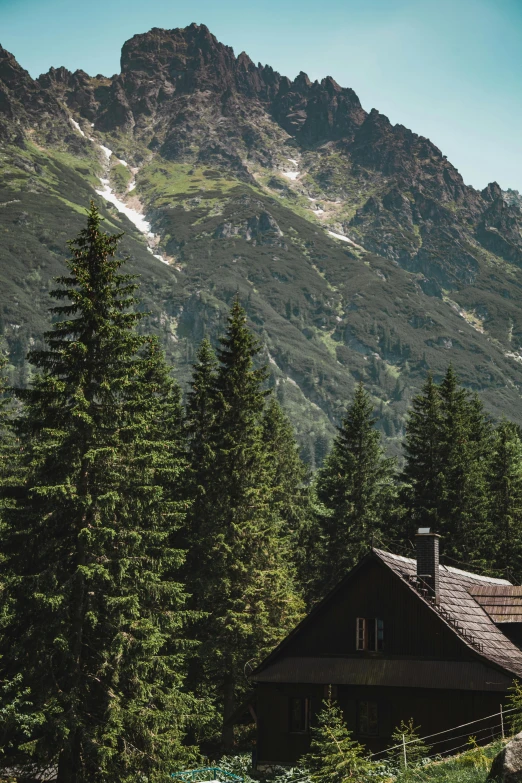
[302,696,374,783]
[186,337,218,464]
[401,368,493,565]
[0,204,197,782]
[490,420,522,581]
[261,398,314,588]
[314,383,396,594]
[185,301,303,748]
[437,367,492,564]
[183,337,218,584]
[402,373,444,532]
[0,351,16,498]
[387,718,431,770]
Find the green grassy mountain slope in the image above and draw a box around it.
[2,26,522,463]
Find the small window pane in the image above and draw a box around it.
[377,618,384,651]
[289,697,308,733]
[367,619,376,651]
[358,701,378,735]
[356,618,365,650]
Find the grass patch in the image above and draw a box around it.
[393,738,505,783]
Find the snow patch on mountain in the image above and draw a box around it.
[69,117,85,137]
[328,230,355,244]
[67,116,170,266]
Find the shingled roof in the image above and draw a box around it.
[468,585,522,623]
[373,548,522,679]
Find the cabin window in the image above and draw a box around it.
[356,617,366,650]
[356,618,384,651]
[289,697,309,733]
[358,700,379,736]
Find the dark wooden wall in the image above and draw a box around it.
[281,559,470,660]
[256,683,506,765]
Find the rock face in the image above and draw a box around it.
[489,733,522,783]
[0,45,72,144]
[32,23,522,279]
[4,24,522,457]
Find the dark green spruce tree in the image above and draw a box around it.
[490,420,522,581]
[314,383,396,596]
[0,204,198,782]
[401,373,444,532]
[185,302,303,748]
[183,337,218,589]
[402,368,493,565]
[261,397,314,594]
[302,695,374,783]
[0,351,15,500]
[437,367,492,564]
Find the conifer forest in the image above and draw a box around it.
[1,206,522,780]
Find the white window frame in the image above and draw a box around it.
[356,617,366,650]
[356,617,384,651]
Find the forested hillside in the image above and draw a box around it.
[2,207,522,778]
[3,25,522,462]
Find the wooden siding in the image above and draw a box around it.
[277,559,469,661]
[256,683,505,764]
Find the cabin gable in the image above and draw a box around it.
[260,555,473,667]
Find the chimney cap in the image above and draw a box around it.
[416,528,441,537]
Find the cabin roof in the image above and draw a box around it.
[373,549,522,678]
[467,585,522,623]
[252,548,522,684]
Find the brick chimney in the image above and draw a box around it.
[415,528,441,605]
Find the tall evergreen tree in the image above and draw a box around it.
[402,368,493,565]
[0,204,197,782]
[402,373,444,531]
[185,337,218,463]
[260,399,328,609]
[185,302,303,748]
[437,367,492,564]
[490,420,522,581]
[314,383,396,595]
[0,352,15,497]
[261,398,314,589]
[183,337,218,583]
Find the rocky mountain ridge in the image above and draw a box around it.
[3,23,522,462]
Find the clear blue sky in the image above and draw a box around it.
[1,0,521,192]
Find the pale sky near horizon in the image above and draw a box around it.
[1,0,521,193]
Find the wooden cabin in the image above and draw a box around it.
[246,531,522,768]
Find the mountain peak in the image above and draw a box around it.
[481,181,503,202]
[5,24,522,460]
[0,42,71,142]
[321,75,342,92]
